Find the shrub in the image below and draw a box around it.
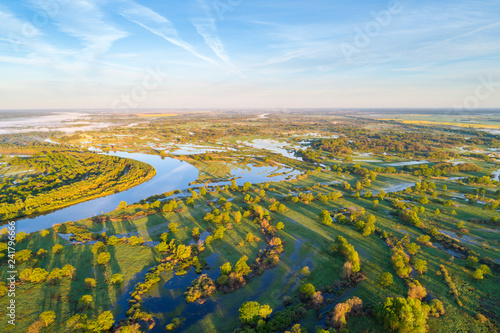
[97,252,111,266]
[379,272,393,287]
[85,278,97,289]
[39,311,56,327]
[78,295,94,310]
[376,297,428,333]
[300,283,316,300]
[110,273,124,285]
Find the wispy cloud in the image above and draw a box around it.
[27,0,127,59]
[190,0,243,76]
[113,0,218,66]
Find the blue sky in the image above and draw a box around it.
[0,0,499,110]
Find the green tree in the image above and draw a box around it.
[300,283,316,299]
[52,244,64,255]
[97,252,111,266]
[85,278,96,289]
[234,210,242,223]
[91,241,107,255]
[116,201,127,210]
[239,301,261,325]
[376,297,428,333]
[414,259,428,275]
[174,244,192,260]
[78,295,94,310]
[234,255,252,276]
[40,311,56,327]
[110,273,124,285]
[276,222,285,230]
[169,222,179,233]
[319,210,333,226]
[379,272,393,287]
[15,231,27,243]
[220,262,232,275]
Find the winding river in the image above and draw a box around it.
[15,152,199,234]
[15,151,301,234]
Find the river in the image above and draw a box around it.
[15,151,301,234]
[15,152,199,234]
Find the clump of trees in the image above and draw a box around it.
[184,274,216,303]
[329,297,364,329]
[391,247,412,278]
[333,236,360,274]
[238,301,273,328]
[376,297,429,333]
[439,265,462,306]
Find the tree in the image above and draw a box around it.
[376,297,428,333]
[91,241,107,255]
[47,268,63,285]
[15,249,32,262]
[239,301,261,325]
[234,211,242,223]
[15,231,27,243]
[220,262,232,275]
[246,232,256,242]
[41,229,50,237]
[169,222,179,233]
[405,242,420,255]
[78,295,94,310]
[128,236,144,246]
[276,222,285,230]
[473,268,484,279]
[419,196,429,205]
[319,210,333,226]
[85,278,97,289]
[379,272,393,287]
[414,259,428,275]
[192,227,200,238]
[36,248,48,257]
[239,301,272,326]
[300,283,316,299]
[86,311,114,332]
[97,252,111,266]
[259,305,273,320]
[243,182,252,191]
[234,255,251,276]
[52,244,63,255]
[467,255,479,268]
[200,187,207,196]
[40,311,56,327]
[111,273,124,285]
[116,201,127,210]
[174,244,191,260]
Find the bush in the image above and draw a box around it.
[379,272,393,287]
[52,244,64,255]
[300,283,316,299]
[319,210,333,226]
[85,278,97,289]
[376,297,428,333]
[78,295,94,310]
[110,273,124,285]
[97,252,111,265]
[39,311,56,327]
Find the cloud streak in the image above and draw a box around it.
[27,0,127,59]
[113,0,218,66]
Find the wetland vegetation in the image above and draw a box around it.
[0,110,499,333]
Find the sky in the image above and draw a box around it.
[0,0,499,110]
